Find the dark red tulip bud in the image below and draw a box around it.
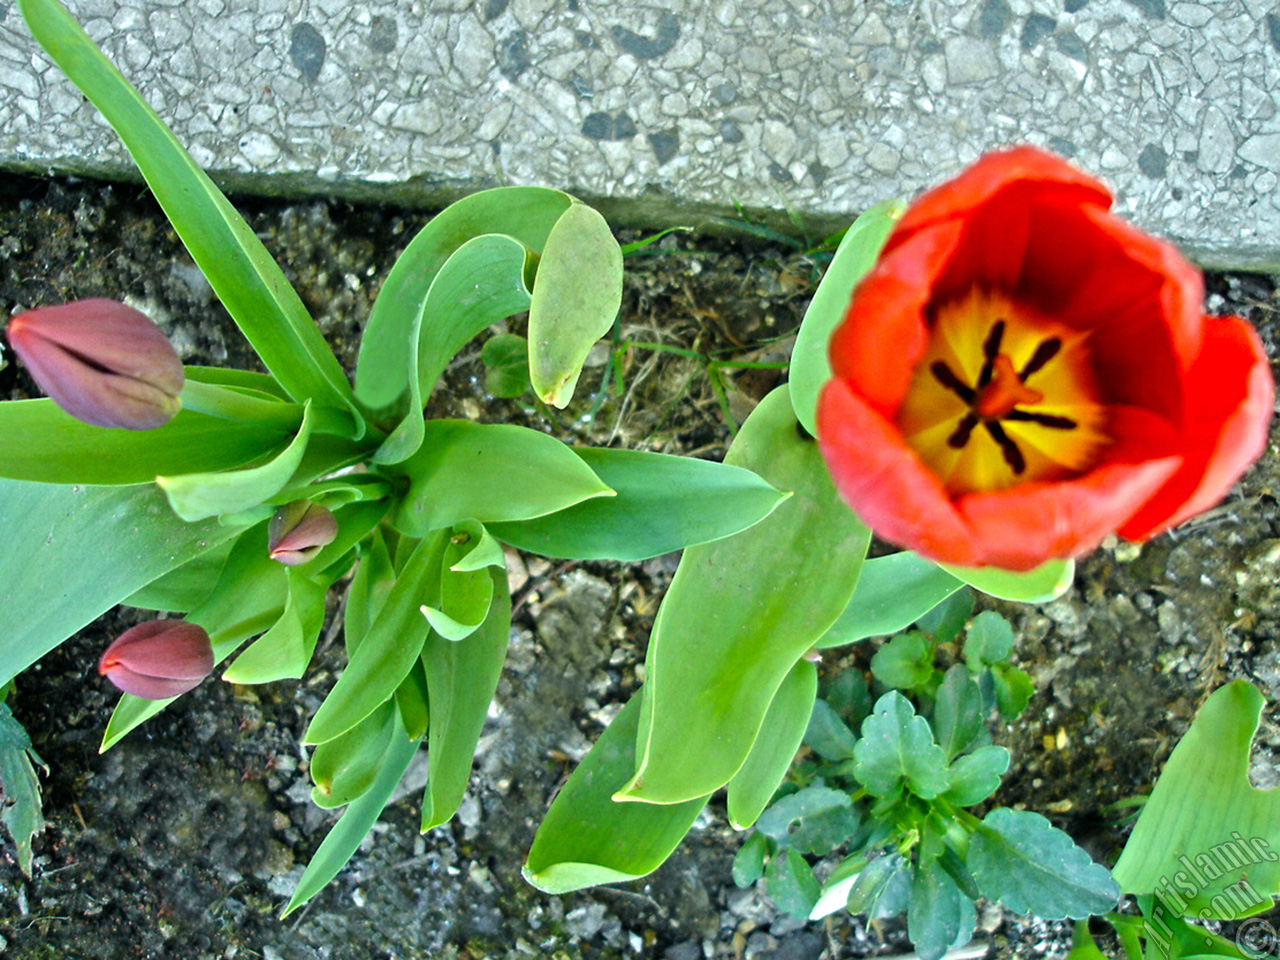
[268,501,338,566]
[98,620,214,699]
[6,298,185,430]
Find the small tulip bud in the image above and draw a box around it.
[98,620,214,700]
[6,298,185,430]
[268,501,338,566]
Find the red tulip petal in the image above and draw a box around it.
[1118,315,1274,541]
[98,620,214,700]
[828,221,960,416]
[817,378,982,566]
[100,661,207,700]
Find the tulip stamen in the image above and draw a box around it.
[947,412,979,449]
[984,420,1026,474]
[930,361,976,404]
[1020,337,1062,379]
[976,319,1007,388]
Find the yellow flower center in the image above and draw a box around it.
[896,289,1109,496]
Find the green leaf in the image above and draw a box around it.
[942,557,1074,602]
[842,852,911,921]
[755,786,860,856]
[933,665,984,761]
[304,532,448,745]
[726,659,818,829]
[482,334,532,398]
[394,659,431,741]
[0,702,46,875]
[789,199,905,434]
[123,537,235,612]
[915,588,974,644]
[101,523,289,749]
[372,233,533,465]
[489,446,785,562]
[356,186,572,408]
[853,692,950,801]
[309,700,398,809]
[1066,920,1112,960]
[970,808,1121,918]
[222,568,328,683]
[965,611,1015,669]
[420,553,494,642]
[282,719,421,917]
[767,847,821,919]
[870,632,935,691]
[1112,681,1280,920]
[822,670,872,731]
[420,568,511,831]
[345,528,395,652]
[18,0,359,425]
[907,858,976,960]
[523,692,708,894]
[0,399,294,485]
[527,202,623,407]
[732,831,771,888]
[0,479,242,688]
[391,420,614,538]
[803,697,858,763]
[943,745,1009,806]
[991,664,1035,720]
[618,387,870,804]
[816,551,964,648]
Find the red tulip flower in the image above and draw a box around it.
[817,146,1273,571]
[98,620,214,699]
[6,298,185,430]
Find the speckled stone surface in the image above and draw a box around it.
[1,0,1278,269]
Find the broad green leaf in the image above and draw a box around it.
[907,858,976,960]
[488,447,786,562]
[19,0,359,425]
[420,568,511,830]
[157,402,315,522]
[282,720,421,917]
[309,700,398,809]
[816,551,963,648]
[482,333,532,399]
[419,523,501,643]
[391,420,614,538]
[732,832,771,888]
[1112,681,1280,920]
[870,632,935,691]
[970,808,1120,918]
[767,847,821,919]
[356,186,572,408]
[942,557,1074,602]
[372,234,532,465]
[942,745,1009,806]
[965,611,1015,668]
[102,524,289,749]
[618,387,870,804]
[727,661,817,830]
[803,698,858,763]
[933,665,984,761]
[222,569,328,683]
[528,202,623,407]
[0,479,240,688]
[304,532,448,745]
[916,588,974,644]
[345,528,395,652]
[0,399,293,485]
[123,537,235,612]
[789,199,905,434]
[853,692,950,801]
[0,702,46,875]
[523,692,708,894]
[755,786,860,856]
[394,659,430,741]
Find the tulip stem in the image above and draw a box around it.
[179,379,351,436]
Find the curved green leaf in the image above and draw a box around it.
[222,568,328,683]
[790,199,904,434]
[356,187,573,408]
[391,420,614,538]
[528,203,623,407]
[941,557,1074,603]
[618,387,870,805]
[1112,681,1280,920]
[726,659,818,829]
[157,402,316,521]
[19,0,359,427]
[488,447,786,562]
[309,700,398,809]
[0,479,241,688]
[524,692,708,894]
[816,551,963,648]
[853,691,950,801]
[0,399,293,485]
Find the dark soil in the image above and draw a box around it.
[0,173,1278,960]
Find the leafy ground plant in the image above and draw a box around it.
[1,0,787,913]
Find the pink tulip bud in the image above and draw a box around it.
[98,620,214,699]
[6,298,185,430]
[268,501,338,566]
